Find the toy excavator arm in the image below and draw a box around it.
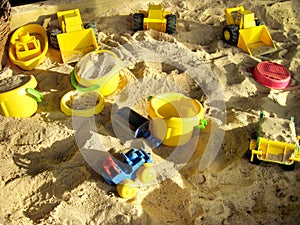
[225,6,245,25]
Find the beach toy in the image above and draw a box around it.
[49,9,98,63]
[9,24,48,70]
[249,112,300,171]
[133,4,176,34]
[0,75,43,117]
[60,90,104,117]
[101,148,156,199]
[71,50,121,96]
[113,106,162,148]
[222,6,276,56]
[147,93,206,147]
[251,61,291,89]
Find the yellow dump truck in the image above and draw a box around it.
[249,112,300,170]
[133,4,176,34]
[49,9,98,63]
[222,6,277,56]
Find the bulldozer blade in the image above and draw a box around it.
[57,28,98,63]
[237,25,277,56]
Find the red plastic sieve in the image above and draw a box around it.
[252,62,291,89]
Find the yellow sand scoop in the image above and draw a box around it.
[222,6,277,56]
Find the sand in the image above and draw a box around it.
[0,0,300,224]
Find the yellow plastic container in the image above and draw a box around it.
[72,50,121,96]
[60,90,104,117]
[0,75,43,118]
[9,24,48,70]
[147,93,205,146]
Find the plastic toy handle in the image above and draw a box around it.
[70,69,100,92]
[26,88,43,102]
[195,118,207,130]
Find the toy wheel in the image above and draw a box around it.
[282,163,295,171]
[116,179,137,199]
[255,19,265,26]
[166,14,177,34]
[84,22,98,42]
[136,163,156,184]
[250,153,261,165]
[222,24,239,46]
[49,28,62,50]
[133,13,144,31]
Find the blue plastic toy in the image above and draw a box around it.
[101,148,156,198]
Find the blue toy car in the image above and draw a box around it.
[101,148,156,198]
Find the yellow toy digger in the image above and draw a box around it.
[222,6,277,56]
[133,4,176,34]
[49,9,98,63]
[249,112,300,170]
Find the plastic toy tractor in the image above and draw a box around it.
[222,6,276,56]
[49,9,98,63]
[249,112,300,170]
[133,4,176,34]
[101,148,156,199]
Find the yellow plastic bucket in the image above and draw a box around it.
[60,90,104,117]
[147,93,205,146]
[0,75,43,117]
[72,50,121,96]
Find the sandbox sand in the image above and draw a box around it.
[0,0,300,224]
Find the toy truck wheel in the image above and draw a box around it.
[133,13,144,31]
[255,19,265,26]
[49,28,62,50]
[166,14,177,34]
[84,22,98,42]
[222,24,239,46]
[282,163,295,171]
[136,163,156,184]
[116,179,137,199]
[249,153,261,165]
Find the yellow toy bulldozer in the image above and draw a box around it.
[133,4,176,34]
[222,6,277,56]
[49,9,98,63]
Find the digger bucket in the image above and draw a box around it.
[57,28,98,63]
[237,25,276,56]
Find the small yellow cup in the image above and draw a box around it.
[0,75,43,118]
[147,93,205,146]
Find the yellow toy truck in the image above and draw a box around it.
[49,9,98,63]
[222,6,276,56]
[249,112,300,170]
[133,4,176,34]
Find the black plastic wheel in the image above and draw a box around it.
[49,28,62,50]
[166,14,176,34]
[133,13,144,31]
[222,24,239,46]
[84,22,98,42]
[282,163,295,171]
[255,19,265,26]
